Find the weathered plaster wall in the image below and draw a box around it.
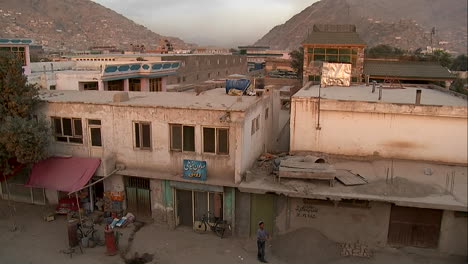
[275,198,391,248]
[240,95,274,180]
[439,210,468,256]
[55,72,101,91]
[40,95,272,186]
[290,98,468,164]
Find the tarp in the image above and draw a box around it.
[225,78,251,94]
[26,156,101,193]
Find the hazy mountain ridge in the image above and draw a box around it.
[0,0,194,51]
[255,0,467,53]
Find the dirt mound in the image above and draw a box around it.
[353,177,444,198]
[271,227,341,264]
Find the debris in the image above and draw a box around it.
[279,160,336,186]
[335,169,368,186]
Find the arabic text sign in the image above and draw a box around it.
[183,160,207,181]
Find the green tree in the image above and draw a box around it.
[450,54,467,71]
[289,47,304,80]
[430,50,452,68]
[366,44,405,58]
[0,51,49,176]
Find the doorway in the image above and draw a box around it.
[387,205,442,248]
[125,177,151,219]
[250,194,275,237]
[176,189,223,227]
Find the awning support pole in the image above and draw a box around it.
[75,192,83,225]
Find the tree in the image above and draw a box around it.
[450,54,467,71]
[366,44,405,58]
[289,47,304,80]
[429,50,452,68]
[0,51,49,176]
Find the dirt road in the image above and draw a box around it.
[0,200,465,264]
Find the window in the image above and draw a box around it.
[0,46,26,66]
[265,108,269,120]
[107,80,124,91]
[251,115,260,135]
[88,119,102,147]
[182,76,186,82]
[129,78,141,91]
[177,77,181,83]
[308,47,358,65]
[149,78,162,92]
[82,82,98,91]
[49,85,56,90]
[196,74,199,81]
[170,124,195,152]
[208,73,211,78]
[134,122,151,150]
[203,127,229,155]
[52,117,83,144]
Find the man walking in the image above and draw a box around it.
[256,221,269,263]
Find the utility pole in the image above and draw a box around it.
[430,27,436,54]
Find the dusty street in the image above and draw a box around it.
[0,200,465,264]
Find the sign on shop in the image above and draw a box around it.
[183,160,207,181]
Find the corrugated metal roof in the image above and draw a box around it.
[303,32,366,45]
[364,60,456,79]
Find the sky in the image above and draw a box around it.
[92,0,317,48]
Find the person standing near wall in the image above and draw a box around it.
[257,221,270,263]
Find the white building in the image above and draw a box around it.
[238,83,468,256]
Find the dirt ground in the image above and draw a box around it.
[0,200,466,264]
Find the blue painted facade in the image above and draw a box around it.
[102,61,180,81]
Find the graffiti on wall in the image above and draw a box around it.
[295,203,318,218]
[339,241,372,258]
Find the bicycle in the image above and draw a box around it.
[194,212,231,238]
[77,219,100,243]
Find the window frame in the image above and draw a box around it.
[133,121,152,150]
[88,119,102,147]
[52,117,84,144]
[170,124,196,152]
[202,127,229,155]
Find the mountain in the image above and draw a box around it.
[255,0,467,53]
[0,0,194,51]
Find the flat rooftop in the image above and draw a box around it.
[240,156,468,211]
[39,88,260,111]
[294,85,467,107]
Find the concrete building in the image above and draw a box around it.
[238,46,286,72]
[237,83,467,256]
[193,46,230,54]
[20,88,281,230]
[0,38,32,75]
[27,60,179,92]
[62,53,247,87]
[302,24,366,85]
[160,54,247,86]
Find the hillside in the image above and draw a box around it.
[0,0,193,51]
[255,0,467,53]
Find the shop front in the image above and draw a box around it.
[168,159,235,229]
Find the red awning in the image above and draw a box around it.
[26,156,101,193]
